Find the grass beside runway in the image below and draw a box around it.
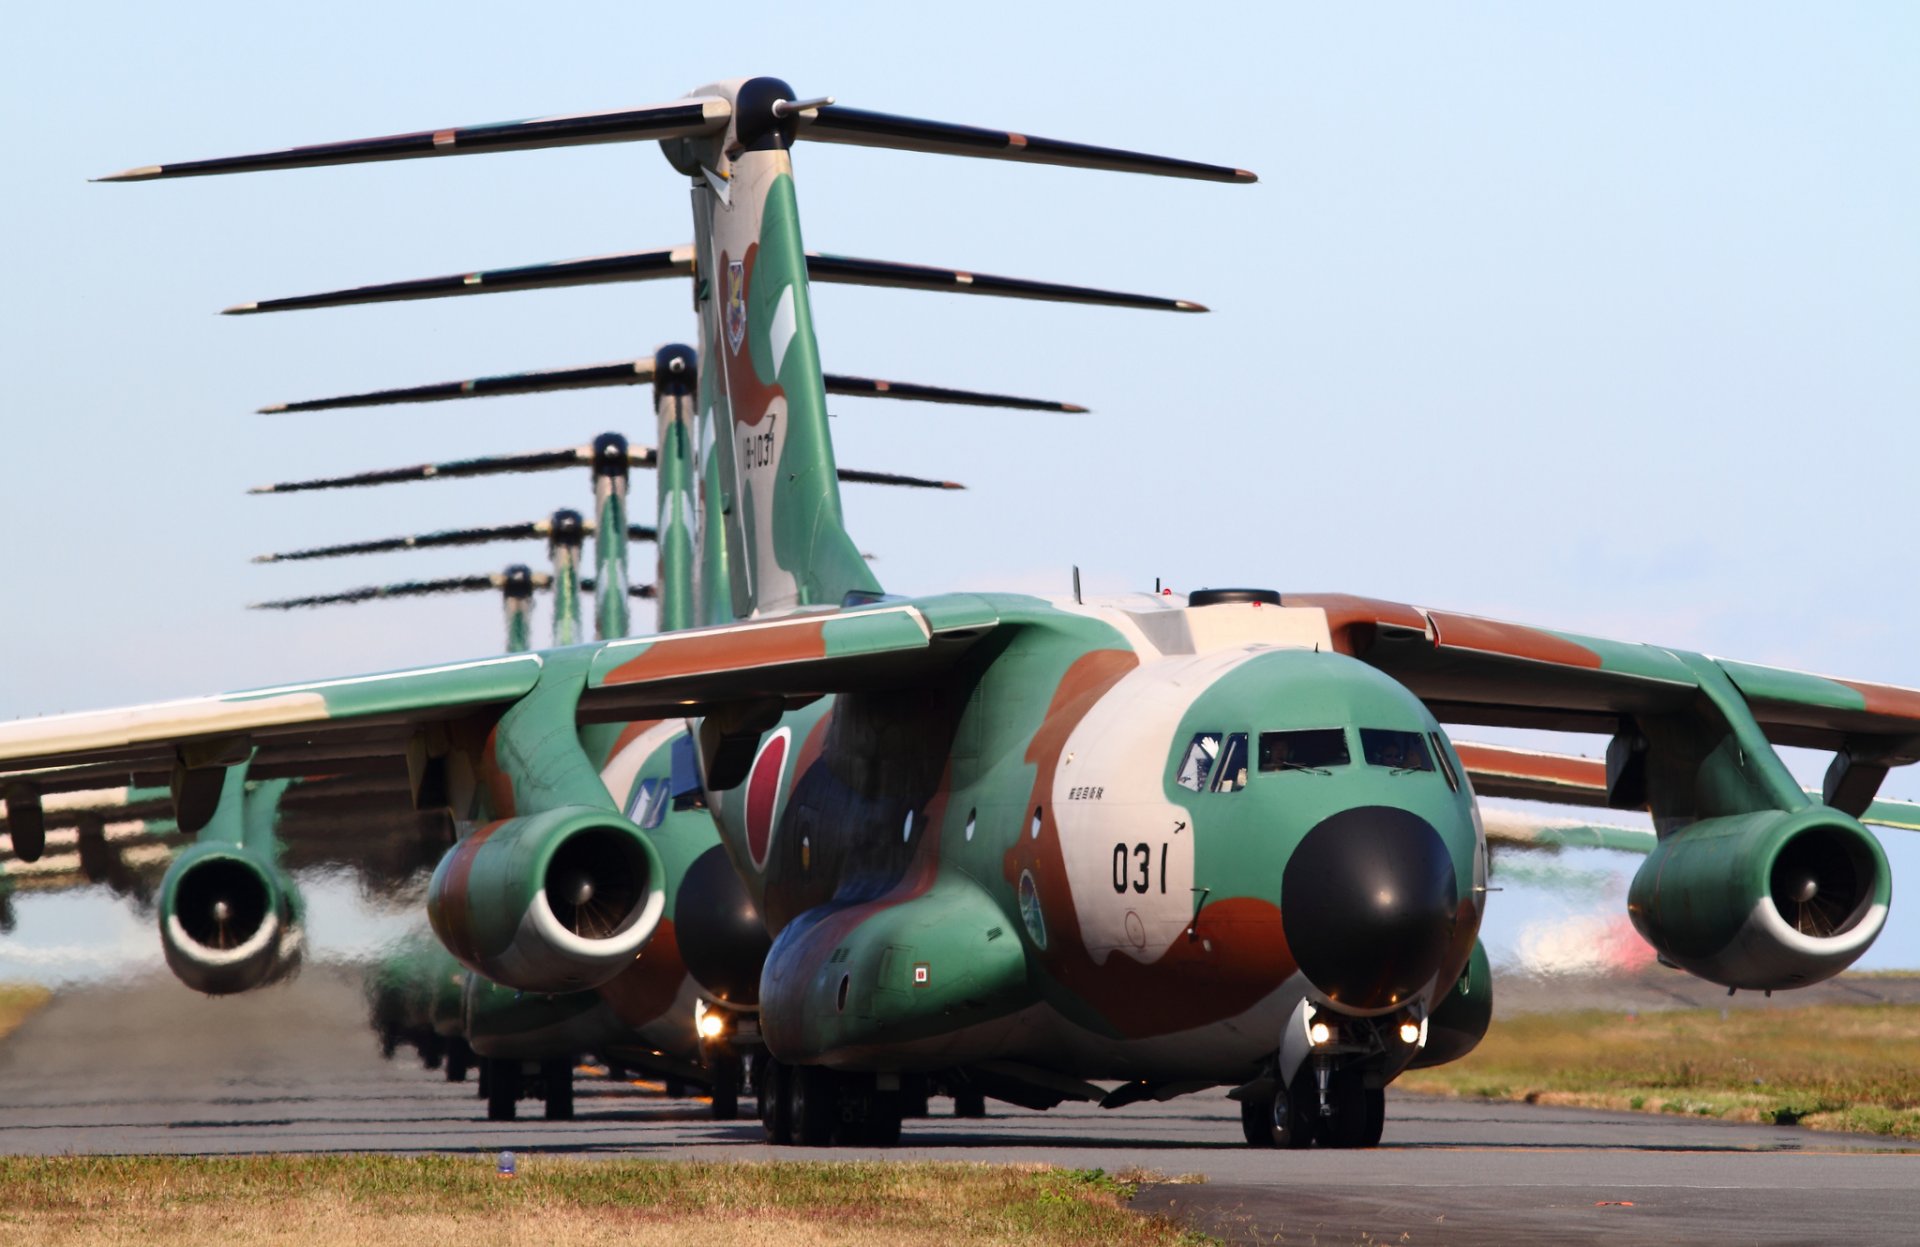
[0,983,50,1042]
[0,1156,1211,1246]
[1398,1002,1920,1139]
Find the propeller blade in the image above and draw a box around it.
[838,468,963,491]
[823,375,1086,413]
[800,106,1255,183]
[261,360,655,413]
[807,254,1206,312]
[225,248,697,315]
[96,98,730,182]
[229,247,1200,316]
[253,574,653,609]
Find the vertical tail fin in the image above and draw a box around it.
[590,434,632,640]
[502,565,536,653]
[649,345,701,631]
[546,509,585,645]
[675,77,881,619]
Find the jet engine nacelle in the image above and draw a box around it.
[426,806,664,994]
[1627,808,1888,991]
[157,841,302,996]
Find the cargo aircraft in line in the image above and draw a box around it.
[4,77,1914,1149]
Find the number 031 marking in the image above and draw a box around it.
[1111,842,1168,895]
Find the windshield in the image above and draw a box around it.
[1360,729,1434,772]
[1258,729,1350,772]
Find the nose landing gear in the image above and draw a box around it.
[1240,1059,1386,1149]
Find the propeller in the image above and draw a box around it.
[95,83,1250,185]
[223,246,1203,316]
[249,442,961,495]
[254,519,659,564]
[250,569,654,610]
[258,361,1083,415]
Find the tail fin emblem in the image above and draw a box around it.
[725,259,748,355]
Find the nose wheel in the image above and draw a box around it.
[1242,1066,1385,1149]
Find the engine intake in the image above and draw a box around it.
[427,806,664,993]
[158,843,302,995]
[1628,808,1888,991]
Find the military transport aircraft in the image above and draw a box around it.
[6,78,1915,1153]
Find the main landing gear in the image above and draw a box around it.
[480,1056,576,1122]
[759,1060,906,1146]
[1242,1065,1384,1149]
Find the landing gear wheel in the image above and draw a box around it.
[1240,1096,1272,1147]
[1316,1070,1379,1149]
[486,1059,521,1122]
[420,1034,445,1071]
[790,1066,838,1147]
[951,1088,987,1119]
[762,1061,794,1145]
[542,1058,575,1121]
[1268,1077,1315,1149]
[444,1040,472,1083]
[709,1054,742,1122]
[664,1076,686,1098]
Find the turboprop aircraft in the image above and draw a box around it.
[15,77,1914,1154]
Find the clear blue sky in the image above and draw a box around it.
[3,3,1918,970]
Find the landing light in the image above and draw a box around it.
[1398,1021,1421,1045]
[698,1011,727,1039]
[1308,1021,1332,1046]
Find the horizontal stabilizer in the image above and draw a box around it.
[799,105,1255,183]
[251,444,958,494]
[254,521,659,563]
[261,361,655,413]
[264,361,1082,415]
[95,99,730,182]
[248,446,637,494]
[252,573,654,609]
[226,248,697,315]
[228,248,1200,315]
[825,375,1084,413]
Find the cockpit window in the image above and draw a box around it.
[1259,729,1350,773]
[1429,732,1461,792]
[1174,732,1221,791]
[1361,729,1434,773]
[1211,733,1250,793]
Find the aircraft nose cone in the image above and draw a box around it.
[1282,806,1459,1010]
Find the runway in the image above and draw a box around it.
[2,971,1914,1245]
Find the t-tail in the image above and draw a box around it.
[649,344,703,631]
[104,73,1252,617]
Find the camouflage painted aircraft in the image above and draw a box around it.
[9,78,1915,1154]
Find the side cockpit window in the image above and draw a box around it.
[1430,732,1461,792]
[1259,728,1350,774]
[1211,733,1250,793]
[1361,729,1434,773]
[1174,732,1222,791]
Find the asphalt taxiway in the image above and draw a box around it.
[1,970,1914,1245]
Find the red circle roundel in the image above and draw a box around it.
[744,728,791,871]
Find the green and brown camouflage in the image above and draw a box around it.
[44,78,1920,1149]
[650,346,701,633]
[590,435,633,642]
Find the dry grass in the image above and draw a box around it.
[0,1157,1212,1247]
[0,982,51,1041]
[1398,1002,1920,1139]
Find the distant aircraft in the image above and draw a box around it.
[6,77,1909,1154]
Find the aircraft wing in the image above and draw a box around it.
[0,596,999,821]
[1292,592,1920,814]
[1456,739,1920,833]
